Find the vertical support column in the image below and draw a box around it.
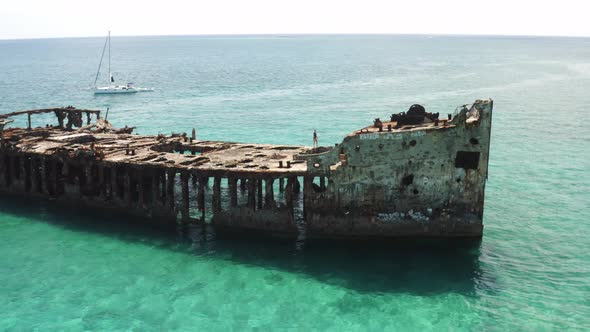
[12,154,22,190]
[303,176,313,196]
[10,154,20,188]
[151,170,160,210]
[265,178,275,209]
[257,179,263,210]
[61,162,69,195]
[285,177,294,209]
[5,153,11,187]
[1,154,9,188]
[97,165,105,200]
[180,172,190,222]
[138,169,145,208]
[27,113,31,130]
[82,164,91,197]
[247,178,256,209]
[279,178,285,193]
[50,158,58,197]
[293,177,301,194]
[229,177,238,208]
[21,154,29,192]
[320,176,326,191]
[111,166,118,201]
[240,178,247,191]
[124,168,132,207]
[212,176,221,213]
[160,170,167,206]
[40,157,47,194]
[166,169,176,213]
[197,176,206,212]
[30,156,38,193]
[303,176,313,217]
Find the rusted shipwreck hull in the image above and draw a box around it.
[0,100,493,239]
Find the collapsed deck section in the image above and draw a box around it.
[0,100,493,239]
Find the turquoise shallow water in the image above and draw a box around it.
[1,35,589,330]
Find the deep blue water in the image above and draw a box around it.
[0,35,589,330]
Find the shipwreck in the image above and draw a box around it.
[0,99,493,238]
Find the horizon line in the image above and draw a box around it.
[2,32,590,42]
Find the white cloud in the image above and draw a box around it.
[1,0,589,39]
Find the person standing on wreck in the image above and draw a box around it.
[313,129,318,150]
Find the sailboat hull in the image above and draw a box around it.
[94,86,138,94]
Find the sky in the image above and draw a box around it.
[1,0,589,40]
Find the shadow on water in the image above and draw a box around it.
[0,195,484,296]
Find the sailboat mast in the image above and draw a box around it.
[108,31,111,87]
[93,32,109,89]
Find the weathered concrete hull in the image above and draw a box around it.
[0,100,493,239]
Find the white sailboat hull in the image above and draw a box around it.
[94,86,137,94]
[94,86,154,94]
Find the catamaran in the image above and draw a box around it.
[93,31,153,94]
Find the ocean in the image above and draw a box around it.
[0,34,589,330]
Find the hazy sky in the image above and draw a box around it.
[1,0,589,39]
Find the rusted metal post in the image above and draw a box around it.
[61,162,70,194]
[285,177,294,208]
[39,157,48,194]
[166,169,176,212]
[303,176,313,215]
[303,176,313,195]
[213,176,221,212]
[265,178,275,208]
[293,177,301,194]
[20,154,27,192]
[124,168,132,207]
[247,179,256,209]
[50,158,58,197]
[198,176,206,212]
[83,164,92,197]
[151,170,160,209]
[97,165,105,200]
[229,177,238,207]
[29,156,38,192]
[4,154,13,188]
[138,170,145,208]
[11,154,19,188]
[257,179,263,210]
[279,177,284,193]
[8,154,18,190]
[181,172,190,221]
[110,166,118,201]
[160,170,167,205]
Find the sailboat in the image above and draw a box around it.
[93,31,153,94]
